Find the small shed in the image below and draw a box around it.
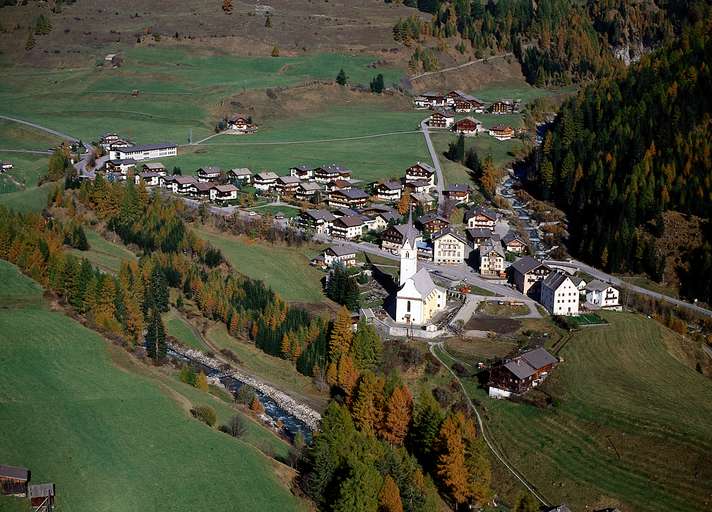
[28,483,55,511]
[0,464,30,496]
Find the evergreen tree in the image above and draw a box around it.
[370,74,385,93]
[408,391,443,469]
[333,460,382,512]
[350,320,383,371]
[514,493,540,512]
[336,68,348,85]
[145,307,167,361]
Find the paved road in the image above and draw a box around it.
[0,114,79,143]
[545,259,712,318]
[420,120,445,206]
[410,52,514,81]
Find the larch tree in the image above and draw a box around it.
[196,370,209,392]
[337,354,359,398]
[382,385,413,445]
[351,371,384,436]
[435,415,471,505]
[378,475,403,512]
[329,307,354,361]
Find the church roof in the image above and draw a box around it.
[403,208,419,248]
[411,268,439,297]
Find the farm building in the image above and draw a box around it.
[585,281,621,309]
[134,171,162,187]
[488,347,558,398]
[105,159,137,174]
[227,114,257,133]
[1,161,14,172]
[28,483,55,512]
[313,245,358,269]
[0,464,29,497]
[413,91,447,109]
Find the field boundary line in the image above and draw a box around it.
[185,129,422,147]
[429,342,550,507]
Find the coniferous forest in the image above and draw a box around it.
[526,14,712,303]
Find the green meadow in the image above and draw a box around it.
[0,47,406,144]
[0,260,304,512]
[453,313,712,512]
[68,229,137,274]
[192,226,326,304]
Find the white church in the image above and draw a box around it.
[394,213,447,325]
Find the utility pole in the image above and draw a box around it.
[188,128,192,145]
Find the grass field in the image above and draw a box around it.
[1,48,406,144]
[163,308,209,351]
[0,260,305,512]
[169,105,430,182]
[476,301,530,317]
[249,204,301,218]
[193,226,326,303]
[68,229,137,274]
[457,312,712,511]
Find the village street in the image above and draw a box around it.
[419,119,445,206]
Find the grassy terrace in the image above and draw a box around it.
[163,308,210,352]
[452,312,712,511]
[193,225,326,303]
[0,48,406,144]
[68,229,137,274]
[0,260,304,512]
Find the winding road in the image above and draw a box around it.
[420,119,445,206]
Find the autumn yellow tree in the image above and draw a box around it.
[378,475,403,512]
[337,354,359,398]
[329,307,354,361]
[397,188,411,215]
[351,371,384,436]
[381,385,413,445]
[196,371,209,391]
[435,414,470,505]
[250,396,264,414]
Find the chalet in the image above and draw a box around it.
[509,256,551,297]
[404,179,434,194]
[405,162,435,186]
[444,183,470,203]
[488,347,558,399]
[325,179,352,192]
[432,227,468,265]
[410,192,436,212]
[467,228,498,249]
[585,281,620,309]
[253,171,279,192]
[105,159,137,174]
[275,175,301,195]
[417,213,449,236]
[99,132,131,151]
[502,231,527,254]
[360,204,394,216]
[489,125,515,141]
[165,175,198,195]
[570,276,587,293]
[489,100,515,114]
[373,181,402,202]
[417,240,434,261]
[370,210,401,231]
[452,117,483,136]
[314,164,352,183]
[382,223,422,253]
[141,162,166,175]
[227,168,252,183]
[134,171,161,187]
[290,164,314,180]
[296,182,322,202]
[465,206,497,231]
[428,108,454,129]
[413,91,446,109]
[113,142,177,161]
[323,245,357,268]
[331,215,365,240]
[332,207,360,218]
[328,188,369,209]
[446,91,485,113]
[210,184,239,203]
[541,271,580,316]
[227,113,257,133]
[0,465,29,497]
[299,209,335,234]
[192,181,214,199]
[479,240,506,277]
[0,161,13,172]
[28,483,55,512]
[197,166,222,182]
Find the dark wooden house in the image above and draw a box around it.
[0,465,29,497]
[488,348,558,398]
[28,483,55,511]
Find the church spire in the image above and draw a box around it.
[399,206,418,286]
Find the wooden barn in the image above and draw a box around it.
[0,465,29,497]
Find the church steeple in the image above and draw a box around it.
[399,207,418,286]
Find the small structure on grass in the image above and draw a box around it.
[0,464,29,497]
[488,347,558,399]
[28,483,55,511]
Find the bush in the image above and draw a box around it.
[235,385,256,405]
[191,405,217,427]
[220,415,247,438]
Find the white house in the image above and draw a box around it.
[210,184,239,203]
[253,171,279,192]
[299,209,335,235]
[540,271,580,316]
[432,227,468,265]
[134,171,161,187]
[465,206,497,231]
[331,215,365,240]
[428,109,455,129]
[290,165,314,181]
[394,213,446,325]
[585,280,620,309]
[113,142,177,161]
[323,246,357,268]
[227,168,252,183]
[479,239,505,277]
[373,181,403,202]
[197,166,222,182]
[405,162,435,187]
